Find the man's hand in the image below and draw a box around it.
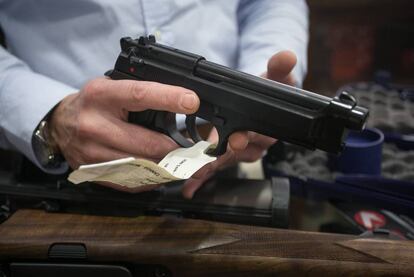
[182,50,298,198]
[50,51,296,196]
[49,78,200,169]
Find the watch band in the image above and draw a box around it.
[33,118,63,169]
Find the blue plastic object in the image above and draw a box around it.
[384,133,414,150]
[332,128,384,175]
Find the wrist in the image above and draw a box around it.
[32,105,64,169]
[47,106,62,154]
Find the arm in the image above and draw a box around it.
[0,46,76,173]
[237,0,309,85]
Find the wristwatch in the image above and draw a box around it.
[32,118,63,169]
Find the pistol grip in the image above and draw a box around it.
[128,110,158,130]
[129,111,193,148]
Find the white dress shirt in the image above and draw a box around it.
[0,0,309,172]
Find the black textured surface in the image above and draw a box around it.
[268,143,414,182]
[265,83,414,183]
[0,25,5,48]
[48,244,87,260]
[348,82,414,134]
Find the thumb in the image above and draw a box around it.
[266,50,297,84]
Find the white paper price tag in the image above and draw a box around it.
[68,141,217,189]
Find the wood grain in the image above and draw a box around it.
[0,209,413,276]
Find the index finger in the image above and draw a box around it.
[92,79,200,114]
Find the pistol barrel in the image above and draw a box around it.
[194,60,368,132]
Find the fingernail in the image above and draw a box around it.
[181,94,197,110]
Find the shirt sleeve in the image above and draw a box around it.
[0,46,76,173]
[237,0,309,86]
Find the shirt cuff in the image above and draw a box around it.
[0,69,76,174]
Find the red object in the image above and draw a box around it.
[328,24,374,82]
[129,67,135,73]
[354,210,386,230]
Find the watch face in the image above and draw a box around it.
[32,122,62,168]
[33,129,51,167]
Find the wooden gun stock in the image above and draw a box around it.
[0,209,413,276]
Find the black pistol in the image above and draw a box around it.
[106,35,368,156]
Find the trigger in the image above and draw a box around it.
[161,112,193,148]
[185,115,203,143]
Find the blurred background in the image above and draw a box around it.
[304,0,414,95]
[1,0,413,94]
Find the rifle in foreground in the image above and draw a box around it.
[0,209,413,277]
[106,36,369,156]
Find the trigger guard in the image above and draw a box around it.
[206,126,231,156]
[161,112,193,148]
[185,115,203,143]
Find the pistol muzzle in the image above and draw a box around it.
[347,106,369,130]
[328,91,369,131]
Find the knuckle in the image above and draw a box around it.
[161,90,171,108]
[130,82,149,103]
[76,113,95,138]
[82,79,106,103]
[81,146,99,164]
[76,118,89,138]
